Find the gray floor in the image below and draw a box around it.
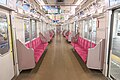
[111,61,120,80]
[15,35,107,80]
[112,38,120,57]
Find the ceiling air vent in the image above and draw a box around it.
[57,0,64,2]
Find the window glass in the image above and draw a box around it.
[24,20,30,42]
[117,13,120,36]
[88,20,92,40]
[0,0,7,4]
[31,20,37,39]
[109,0,120,6]
[110,10,120,80]
[91,19,97,42]
[84,20,89,38]
[83,19,97,42]
[0,13,9,55]
[76,21,79,33]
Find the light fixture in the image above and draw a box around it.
[75,0,83,5]
[37,0,45,5]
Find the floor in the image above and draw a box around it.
[16,35,107,80]
[110,61,120,80]
[112,38,120,57]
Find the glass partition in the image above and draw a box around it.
[83,20,89,39]
[91,18,97,42]
[24,19,30,42]
[31,20,37,39]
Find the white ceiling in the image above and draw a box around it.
[42,0,78,14]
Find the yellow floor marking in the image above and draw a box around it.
[111,54,120,63]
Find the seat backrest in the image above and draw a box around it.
[25,37,42,49]
[31,37,42,50]
[79,37,82,45]
[81,39,85,48]
[36,38,39,45]
[77,37,96,50]
[91,43,96,48]
[25,42,31,48]
[77,37,81,46]
[87,41,91,49]
[31,39,36,50]
[84,40,88,50]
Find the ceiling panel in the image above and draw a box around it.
[43,0,78,5]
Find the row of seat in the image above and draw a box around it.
[62,30,96,63]
[25,31,54,63]
[62,30,71,40]
[25,37,48,63]
[71,36,96,63]
[62,30,104,70]
[17,30,55,71]
[65,32,71,40]
[62,30,66,36]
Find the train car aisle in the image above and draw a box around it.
[16,35,107,80]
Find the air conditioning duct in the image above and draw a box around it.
[57,0,64,2]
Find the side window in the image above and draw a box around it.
[0,13,9,55]
[0,0,7,4]
[31,20,37,39]
[84,21,88,38]
[24,20,30,42]
[91,18,97,42]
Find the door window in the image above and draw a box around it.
[110,9,120,80]
[0,13,9,55]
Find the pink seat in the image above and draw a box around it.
[91,43,96,48]
[71,36,96,63]
[25,37,48,63]
[25,42,31,48]
[49,31,54,41]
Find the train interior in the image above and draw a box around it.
[0,0,120,80]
